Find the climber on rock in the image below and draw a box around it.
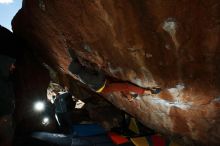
[67,48,161,100]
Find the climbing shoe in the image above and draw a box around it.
[150,87,161,94]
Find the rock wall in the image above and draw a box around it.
[12,0,220,145]
[0,25,51,146]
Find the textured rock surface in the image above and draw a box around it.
[13,0,220,145]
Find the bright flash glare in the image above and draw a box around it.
[34,101,45,111]
[42,117,49,125]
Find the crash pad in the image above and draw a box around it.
[108,132,129,145]
[128,118,140,134]
[131,137,149,146]
[150,135,166,146]
[72,123,106,136]
[32,132,115,146]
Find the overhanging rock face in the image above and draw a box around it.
[13,0,220,145]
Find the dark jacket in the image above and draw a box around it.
[0,55,16,116]
[54,92,75,113]
[68,49,106,92]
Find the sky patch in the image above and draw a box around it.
[0,0,14,4]
[0,0,21,31]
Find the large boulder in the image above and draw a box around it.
[12,0,220,145]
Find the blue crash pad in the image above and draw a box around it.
[72,123,106,137]
[32,132,116,146]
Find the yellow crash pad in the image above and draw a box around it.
[131,137,149,146]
